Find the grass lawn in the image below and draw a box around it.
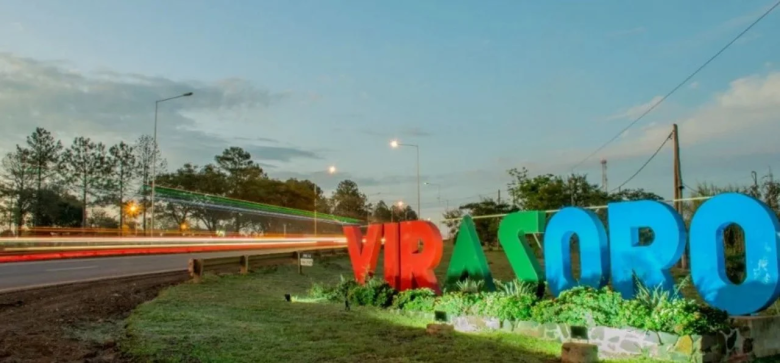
[124,247,672,363]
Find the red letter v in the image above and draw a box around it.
[344,224,383,284]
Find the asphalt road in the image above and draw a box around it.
[0,247,327,292]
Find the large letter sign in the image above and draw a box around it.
[544,207,609,296]
[445,216,495,290]
[689,193,780,316]
[343,193,780,316]
[608,200,687,299]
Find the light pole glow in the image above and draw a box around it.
[389,139,421,219]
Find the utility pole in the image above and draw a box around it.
[601,159,608,193]
[497,189,501,204]
[672,124,686,269]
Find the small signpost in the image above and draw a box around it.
[298,252,314,274]
[300,253,314,267]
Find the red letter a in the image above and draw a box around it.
[400,221,443,294]
[344,224,383,284]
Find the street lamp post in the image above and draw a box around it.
[314,165,337,236]
[390,140,421,219]
[149,92,193,236]
[392,200,405,222]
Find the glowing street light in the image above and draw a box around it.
[389,139,420,219]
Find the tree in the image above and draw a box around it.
[106,141,139,233]
[135,134,167,232]
[506,167,608,211]
[1,147,35,232]
[441,208,463,239]
[215,147,265,232]
[87,209,119,229]
[25,127,63,227]
[459,197,514,246]
[398,205,418,221]
[157,163,207,231]
[330,180,369,220]
[607,188,663,203]
[372,200,392,223]
[190,164,230,232]
[34,187,82,228]
[62,137,112,228]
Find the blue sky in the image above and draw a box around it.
[1,0,780,222]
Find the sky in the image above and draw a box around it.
[1,0,780,223]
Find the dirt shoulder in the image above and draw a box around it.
[0,271,188,363]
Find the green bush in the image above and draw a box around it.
[348,278,397,308]
[392,288,436,312]
[529,285,729,335]
[472,292,537,321]
[307,277,730,335]
[530,286,626,327]
[308,275,359,302]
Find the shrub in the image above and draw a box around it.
[392,288,436,312]
[435,292,483,316]
[530,286,626,327]
[494,279,544,298]
[529,284,730,335]
[472,292,537,321]
[348,277,397,308]
[308,275,359,302]
[307,278,729,335]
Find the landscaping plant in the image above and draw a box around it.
[306,277,731,335]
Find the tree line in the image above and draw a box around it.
[0,127,417,236]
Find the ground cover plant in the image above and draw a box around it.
[123,256,667,363]
[308,274,730,336]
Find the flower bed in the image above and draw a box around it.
[309,277,729,336]
[304,277,780,361]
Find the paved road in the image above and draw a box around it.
[0,246,332,292]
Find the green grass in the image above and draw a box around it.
[125,253,669,362]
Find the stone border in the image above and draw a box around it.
[396,310,780,362]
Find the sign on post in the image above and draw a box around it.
[300,253,314,267]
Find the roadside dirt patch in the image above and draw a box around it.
[0,271,188,362]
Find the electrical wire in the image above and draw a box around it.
[610,132,673,192]
[571,0,780,171]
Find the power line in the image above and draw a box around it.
[572,0,780,171]
[611,132,673,192]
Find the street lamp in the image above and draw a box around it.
[424,182,441,205]
[314,165,337,235]
[390,139,421,219]
[391,200,404,223]
[149,91,194,236]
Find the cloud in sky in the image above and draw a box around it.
[506,70,780,179]
[0,52,320,168]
